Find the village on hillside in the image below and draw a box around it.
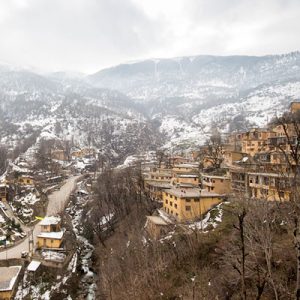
[0,145,98,299]
[0,102,300,299]
[142,102,300,240]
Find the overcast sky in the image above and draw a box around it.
[0,0,299,74]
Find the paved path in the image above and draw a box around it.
[0,175,80,259]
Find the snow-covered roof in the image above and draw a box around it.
[0,266,22,291]
[37,231,64,239]
[27,260,41,272]
[40,216,61,226]
[174,163,199,168]
[178,174,198,178]
[201,174,229,180]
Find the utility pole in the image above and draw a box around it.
[28,229,34,256]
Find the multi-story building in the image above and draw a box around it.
[248,172,291,201]
[241,128,275,157]
[147,170,172,183]
[201,174,231,194]
[144,181,172,202]
[230,168,249,195]
[37,216,64,249]
[222,150,245,166]
[171,173,199,187]
[162,188,222,222]
[172,163,199,174]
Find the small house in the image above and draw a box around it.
[0,184,8,201]
[146,216,170,240]
[18,175,34,186]
[37,216,64,249]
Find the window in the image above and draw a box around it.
[170,201,173,207]
[186,199,191,202]
[175,196,177,200]
[194,199,200,202]
[165,200,168,204]
[170,195,173,199]
[174,204,177,209]
[186,206,191,211]
[194,178,197,181]
[221,179,223,182]
[211,187,214,190]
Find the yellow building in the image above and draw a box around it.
[18,175,34,186]
[148,170,172,182]
[241,128,275,156]
[172,163,199,174]
[201,174,231,194]
[0,184,8,201]
[171,173,199,187]
[222,151,245,166]
[144,181,171,202]
[0,266,22,300]
[51,149,68,161]
[37,216,64,249]
[290,101,300,113]
[248,172,291,201]
[71,149,82,158]
[162,188,223,222]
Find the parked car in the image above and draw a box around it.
[21,251,28,258]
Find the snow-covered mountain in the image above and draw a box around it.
[88,52,300,100]
[88,52,300,147]
[1,52,300,157]
[0,66,162,164]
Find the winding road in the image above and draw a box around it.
[0,175,80,260]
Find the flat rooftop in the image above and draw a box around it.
[201,174,229,180]
[40,216,61,226]
[174,163,199,168]
[145,181,172,188]
[37,231,64,239]
[164,188,221,198]
[178,174,198,178]
[0,266,22,292]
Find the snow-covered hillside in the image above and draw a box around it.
[1,52,300,155]
[87,52,300,148]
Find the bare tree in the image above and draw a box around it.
[205,129,224,170]
[0,145,7,175]
[271,110,300,299]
